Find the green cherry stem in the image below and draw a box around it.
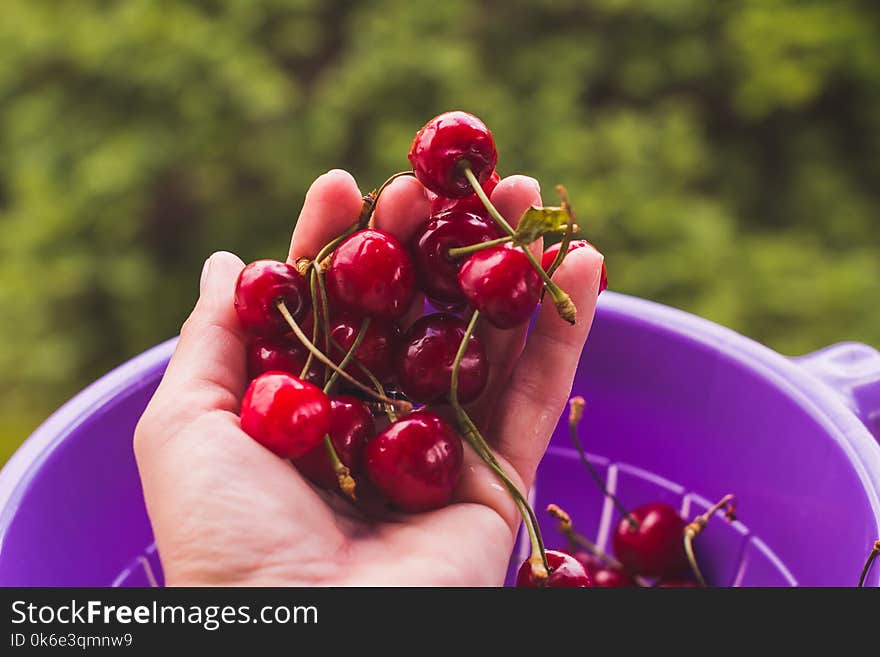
[447,235,513,259]
[857,539,879,587]
[568,396,637,529]
[449,310,549,580]
[323,317,370,394]
[683,494,737,588]
[463,165,576,324]
[545,503,626,571]
[276,300,411,414]
[322,434,356,500]
[544,185,576,279]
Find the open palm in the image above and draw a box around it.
[134,170,604,586]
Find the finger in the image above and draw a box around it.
[372,175,430,244]
[470,175,542,425]
[489,244,605,489]
[136,251,247,448]
[451,441,526,534]
[288,169,363,262]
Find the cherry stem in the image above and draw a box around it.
[546,503,625,571]
[857,539,880,587]
[449,310,549,580]
[322,434,357,500]
[360,171,416,227]
[447,235,513,259]
[324,317,370,393]
[683,494,737,587]
[544,185,576,279]
[276,300,411,414]
[300,272,321,381]
[568,396,637,529]
[463,165,576,324]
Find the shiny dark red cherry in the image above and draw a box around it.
[329,313,400,384]
[430,171,501,217]
[542,239,608,293]
[292,395,375,489]
[408,111,498,198]
[590,564,637,588]
[234,260,310,336]
[395,313,488,404]
[516,550,593,588]
[612,502,688,579]
[246,335,319,384]
[325,229,416,319]
[410,210,503,305]
[566,550,636,588]
[458,245,542,329]
[240,371,330,459]
[364,411,463,512]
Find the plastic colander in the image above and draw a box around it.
[1,293,878,587]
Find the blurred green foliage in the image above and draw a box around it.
[1,0,879,463]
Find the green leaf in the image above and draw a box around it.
[513,206,571,246]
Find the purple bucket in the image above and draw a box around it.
[1,293,879,587]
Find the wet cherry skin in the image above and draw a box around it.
[410,210,503,305]
[239,371,330,459]
[408,111,498,198]
[364,411,463,512]
[325,229,416,320]
[542,239,608,293]
[292,395,375,489]
[612,502,688,579]
[395,313,488,404]
[234,260,310,336]
[458,245,542,329]
[516,550,593,588]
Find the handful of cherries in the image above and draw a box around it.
[234,111,602,587]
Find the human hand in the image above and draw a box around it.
[134,169,605,586]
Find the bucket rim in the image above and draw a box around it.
[1,292,878,535]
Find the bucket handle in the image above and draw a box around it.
[792,342,880,441]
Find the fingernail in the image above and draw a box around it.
[199,254,214,294]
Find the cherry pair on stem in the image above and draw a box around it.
[133,168,605,586]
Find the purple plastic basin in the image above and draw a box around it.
[1,293,879,587]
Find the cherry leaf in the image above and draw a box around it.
[512,206,571,246]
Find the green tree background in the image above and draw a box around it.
[1,0,879,463]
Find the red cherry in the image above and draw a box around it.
[329,313,401,384]
[240,371,330,459]
[612,502,688,579]
[410,210,503,305]
[564,550,636,588]
[516,550,593,588]
[292,395,375,489]
[246,335,321,384]
[325,229,416,319]
[234,260,310,336]
[590,565,638,588]
[408,111,498,198]
[430,171,501,217]
[542,240,608,293]
[395,313,488,404]
[364,411,463,512]
[458,245,542,329]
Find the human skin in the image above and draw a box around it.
[133,169,605,586]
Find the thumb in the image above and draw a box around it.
[139,251,248,440]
